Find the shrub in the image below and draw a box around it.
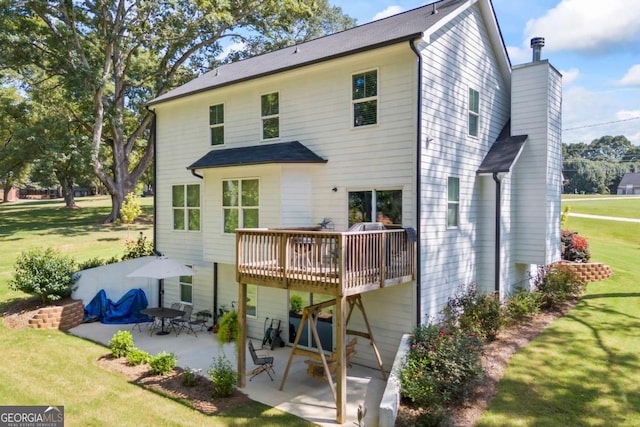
[399,323,482,409]
[126,348,150,366]
[289,294,303,312]
[208,355,237,397]
[121,232,154,260]
[442,284,502,342]
[9,247,79,305]
[181,367,201,387]
[77,257,108,270]
[534,263,585,308]
[561,230,591,263]
[149,352,177,375]
[503,288,541,324]
[217,310,240,343]
[120,192,142,225]
[109,330,135,358]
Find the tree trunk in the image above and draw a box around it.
[105,191,124,223]
[60,177,77,209]
[1,182,12,203]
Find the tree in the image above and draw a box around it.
[224,0,356,61]
[0,1,352,222]
[0,79,36,202]
[584,135,633,162]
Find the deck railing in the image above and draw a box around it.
[236,228,416,297]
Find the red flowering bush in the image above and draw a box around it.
[561,230,591,263]
[399,322,482,410]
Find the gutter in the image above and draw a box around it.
[145,105,158,254]
[409,38,423,326]
[492,172,501,295]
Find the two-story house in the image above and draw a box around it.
[147,0,562,420]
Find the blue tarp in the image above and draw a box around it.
[84,288,152,324]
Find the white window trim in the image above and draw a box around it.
[209,103,224,146]
[351,68,379,129]
[172,183,201,232]
[468,87,479,138]
[260,91,280,141]
[222,178,260,234]
[447,177,460,229]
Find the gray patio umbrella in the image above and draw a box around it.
[127,256,194,307]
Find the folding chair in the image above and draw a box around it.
[172,304,199,337]
[248,340,275,381]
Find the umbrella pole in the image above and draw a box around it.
[159,278,164,307]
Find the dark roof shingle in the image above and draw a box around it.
[477,135,527,175]
[149,0,468,105]
[187,141,327,170]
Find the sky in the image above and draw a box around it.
[329,0,640,146]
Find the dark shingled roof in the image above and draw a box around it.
[149,0,468,106]
[187,141,327,170]
[477,135,527,175]
[618,173,640,187]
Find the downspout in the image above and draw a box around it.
[213,262,218,325]
[492,172,501,295]
[409,38,423,326]
[145,105,158,254]
[191,169,204,179]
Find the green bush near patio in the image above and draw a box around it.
[108,330,135,358]
[149,351,177,375]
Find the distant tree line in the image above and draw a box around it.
[563,135,640,194]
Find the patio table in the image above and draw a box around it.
[141,307,185,335]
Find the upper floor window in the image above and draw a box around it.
[352,70,378,127]
[172,184,200,231]
[222,179,259,233]
[468,88,479,137]
[348,189,401,227]
[209,104,224,146]
[447,177,460,228]
[261,92,279,139]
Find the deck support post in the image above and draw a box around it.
[336,295,346,424]
[237,282,247,388]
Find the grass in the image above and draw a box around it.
[478,205,640,426]
[563,197,640,219]
[0,197,314,427]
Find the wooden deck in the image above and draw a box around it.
[236,227,416,297]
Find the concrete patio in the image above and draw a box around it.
[68,321,387,426]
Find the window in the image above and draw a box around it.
[261,92,279,139]
[180,269,193,304]
[247,284,257,318]
[468,88,479,137]
[222,179,259,233]
[352,70,378,127]
[172,184,200,231]
[447,177,460,228]
[209,104,224,145]
[348,189,402,227]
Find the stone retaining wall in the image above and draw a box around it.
[28,299,85,330]
[562,262,613,283]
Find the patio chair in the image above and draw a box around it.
[248,340,275,381]
[171,304,199,337]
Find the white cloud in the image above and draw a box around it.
[560,68,580,85]
[506,45,530,65]
[216,41,246,61]
[616,64,640,86]
[563,86,640,144]
[371,5,404,22]
[523,0,640,52]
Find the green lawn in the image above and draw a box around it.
[478,206,640,426]
[0,197,314,427]
[563,197,640,219]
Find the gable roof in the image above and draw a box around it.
[187,141,326,170]
[618,173,640,187]
[149,0,506,106]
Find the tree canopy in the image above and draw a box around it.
[0,0,354,220]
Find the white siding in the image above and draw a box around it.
[511,61,562,265]
[417,5,510,317]
[154,44,419,368]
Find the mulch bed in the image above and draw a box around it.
[96,355,252,415]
